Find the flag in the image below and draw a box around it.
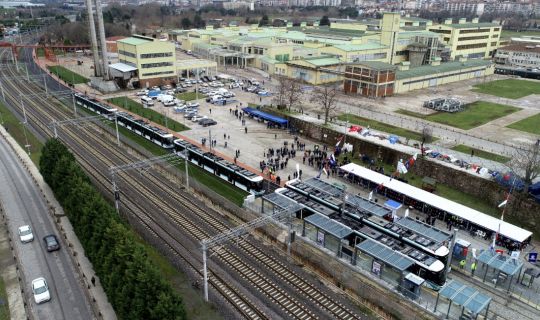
[368,191,373,201]
[405,153,418,169]
[335,135,344,147]
[404,208,409,218]
[498,199,508,208]
[397,159,408,174]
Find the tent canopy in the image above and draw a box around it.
[242,107,288,125]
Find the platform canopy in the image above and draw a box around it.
[477,250,523,277]
[436,279,491,317]
[356,238,414,271]
[305,213,352,239]
[242,107,288,126]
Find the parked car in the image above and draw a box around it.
[136,89,148,96]
[18,225,34,243]
[191,115,206,122]
[43,235,60,252]
[184,112,197,119]
[187,102,200,108]
[31,277,51,304]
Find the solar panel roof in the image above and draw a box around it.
[345,195,390,217]
[356,238,414,271]
[396,217,451,244]
[263,192,302,211]
[304,213,352,239]
[477,250,523,276]
[439,279,491,316]
[303,178,344,197]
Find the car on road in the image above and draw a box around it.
[43,234,60,252]
[31,277,51,304]
[199,118,217,127]
[18,225,34,243]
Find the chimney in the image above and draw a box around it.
[398,61,410,71]
[459,18,466,24]
[84,0,101,76]
[472,18,479,24]
[444,19,453,25]
[94,0,109,80]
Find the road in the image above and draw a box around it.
[0,137,93,320]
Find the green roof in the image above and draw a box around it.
[349,61,396,71]
[442,22,500,29]
[333,42,387,52]
[397,60,492,80]
[118,37,153,45]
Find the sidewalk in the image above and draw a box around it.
[0,126,117,320]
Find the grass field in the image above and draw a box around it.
[0,274,9,320]
[338,113,428,141]
[450,145,510,163]
[397,101,520,130]
[108,97,189,132]
[176,92,202,101]
[0,103,43,166]
[472,79,540,99]
[501,30,540,39]
[507,113,540,135]
[47,66,88,85]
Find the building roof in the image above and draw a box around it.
[476,250,523,276]
[117,36,153,45]
[333,42,387,52]
[396,60,493,80]
[439,22,500,29]
[349,61,397,71]
[260,56,280,65]
[498,43,540,54]
[108,63,137,73]
[292,56,341,67]
[438,280,492,316]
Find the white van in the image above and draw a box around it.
[141,96,154,106]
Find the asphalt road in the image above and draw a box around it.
[0,137,93,320]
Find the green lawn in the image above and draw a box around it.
[47,66,88,85]
[338,114,428,141]
[450,145,510,163]
[176,92,202,102]
[0,274,9,320]
[501,30,540,39]
[472,79,540,99]
[507,113,540,135]
[397,101,520,130]
[0,103,43,166]
[108,97,189,132]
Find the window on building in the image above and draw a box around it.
[141,71,175,77]
[490,42,497,46]
[141,62,174,68]
[456,43,487,50]
[459,28,490,34]
[140,52,173,59]
[458,35,489,41]
[395,50,408,56]
[118,50,136,58]
[429,29,451,34]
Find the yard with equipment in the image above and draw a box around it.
[472,79,540,99]
[47,65,89,85]
[397,101,520,130]
[108,97,189,132]
[507,113,540,135]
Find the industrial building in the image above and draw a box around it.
[494,43,540,69]
[162,13,498,95]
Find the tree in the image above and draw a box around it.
[320,15,330,26]
[259,15,269,27]
[279,76,303,112]
[193,14,205,28]
[181,17,191,29]
[508,141,540,194]
[273,76,288,108]
[310,83,339,125]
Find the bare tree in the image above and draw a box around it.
[508,141,540,194]
[310,83,339,125]
[281,77,303,112]
[273,75,288,109]
[421,125,434,144]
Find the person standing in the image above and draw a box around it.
[459,259,466,269]
[471,261,477,276]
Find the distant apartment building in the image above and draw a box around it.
[494,43,540,69]
[443,1,485,16]
[429,18,501,59]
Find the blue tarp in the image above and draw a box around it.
[384,199,402,210]
[242,107,288,125]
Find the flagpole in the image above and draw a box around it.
[492,176,516,251]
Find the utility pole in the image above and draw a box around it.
[114,112,120,146]
[43,74,48,97]
[445,228,458,275]
[0,80,5,100]
[184,149,189,189]
[19,95,27,124]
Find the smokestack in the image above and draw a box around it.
[85,0,101,76]
[94,0,109,80]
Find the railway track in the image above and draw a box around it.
[1,47,367,319]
